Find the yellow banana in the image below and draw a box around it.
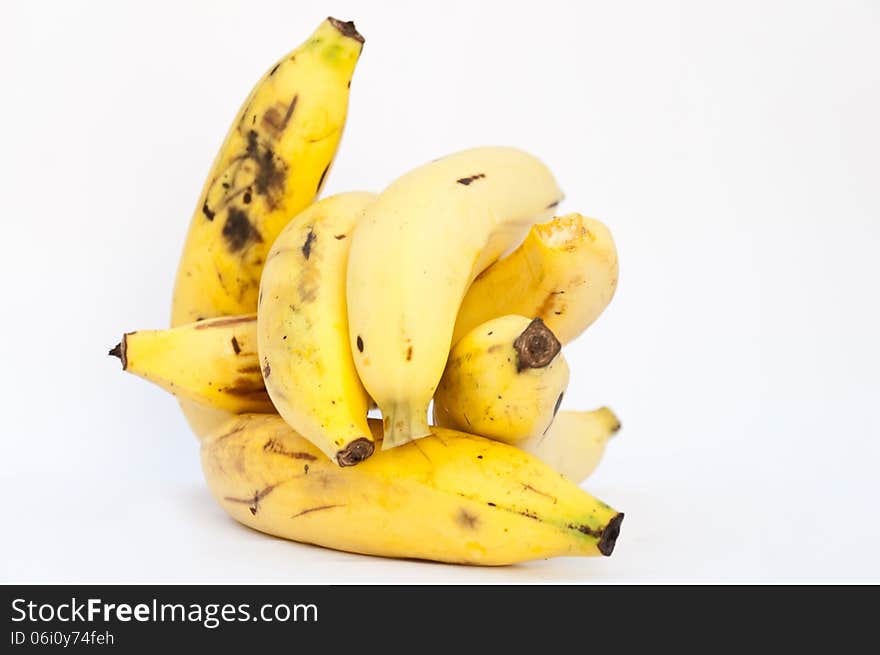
[520,407,621,484]
[169,17,363,437]
[202,413,624,565]
[171,17,364,325]
[257,192,376,466]
[453,213,618,346]
[433,316,569,444]
[346,147,563,449]
[109,315,273,414]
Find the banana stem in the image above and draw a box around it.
[381,403,431,450]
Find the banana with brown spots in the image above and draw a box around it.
[453,213,618,346]
[346,147,564,449]
[109,315,272,414]
[169,17,364,438]
[257,192,377,466]
[202,413,624,565]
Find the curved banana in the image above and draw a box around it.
[453,213,618,346]
[433,316,569,444]
[109,315,272,414]
[257,192,376,466]
[202,413,624,565]
[347,147,563,449]
[172,17,364,325]
[169,17,364,438]
[520,407,621,484]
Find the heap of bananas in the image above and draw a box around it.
[112,17,624,566]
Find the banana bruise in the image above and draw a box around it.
[257,192,376,466]
[434,315,570,444]
[453,214,618,346]
[202,414,624,565]
[520,408,621,484]
[110,315,272,414]
[346,147,563,449]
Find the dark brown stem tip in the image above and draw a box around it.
[328,17,364,44]
[598,513,624,556]
[336,438,374,466]
[108,336,127,370]
[513,318,561,372]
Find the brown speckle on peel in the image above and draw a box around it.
[356,336,364,353]
[334,234,346,240]
[522,483,557,504]
[224,484,278,516]
[302,227,316,259]
[457,508,479,529]
[202,201,215,220]
[193,315,256,330]
[230,337,241,355]
[245,130,287,207]
[262,359,271,378]
[263,439,318,461]
[261,94,298,136]
[546,199,561,209]
[223,208,263,253]
[553,392,564,418]
[519,510,539,521]
[316,163,330,194]
[291,504,345,519]
[336,438,374,466]
[513,318,561,372]
[537,290,564,320]
[214,422,247,443]
[487,344,502,354]
[221,378,270,399]
[456,173,486,186]
[406,346,413,361]
[268,62,281,76]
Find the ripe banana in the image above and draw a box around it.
[109,315,272,414]
[453,213,618,346]
[520,407,621,484]
[434,315,569,444]
[202,413,623,565]
[171,17,365,325]
[169,17,363,437]
[347,147,563,449]
[257,192,376,466]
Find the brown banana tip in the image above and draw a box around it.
[598,513,624,556]
[336,438,374,467]
[513,318,561,372]
[108,336,127,369]
[328,17,364,44]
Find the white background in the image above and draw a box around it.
[2,0,878,583]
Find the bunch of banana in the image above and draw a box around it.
[111,17,627,565]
